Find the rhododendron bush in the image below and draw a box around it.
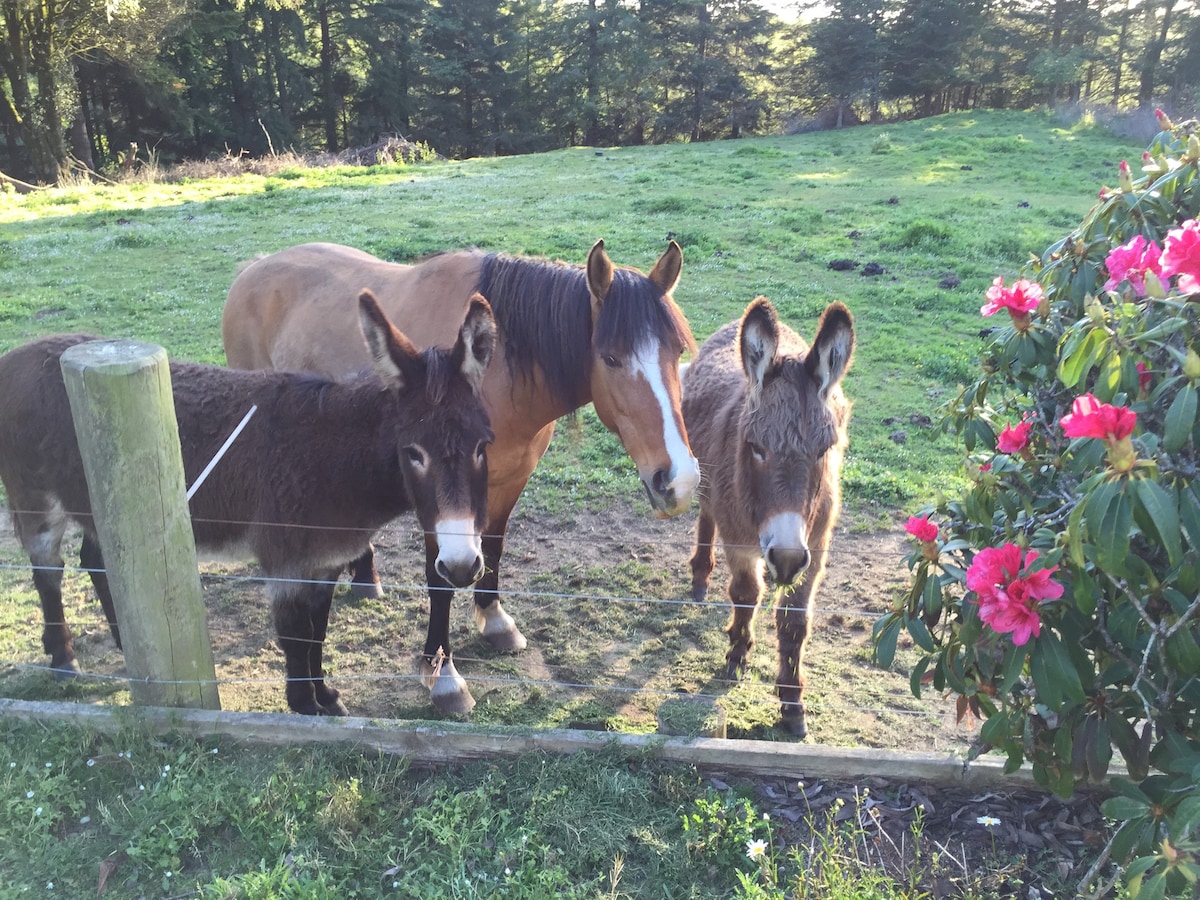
[875,113,1200,898]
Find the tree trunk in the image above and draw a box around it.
[319,0,338,151]
[1136,0,1175,106]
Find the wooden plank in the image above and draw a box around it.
[0,698,1044,789]
[60,341,220,710]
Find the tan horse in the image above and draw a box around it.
[682,296,854,738]
[223,240,700,713]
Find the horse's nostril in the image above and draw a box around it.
[650,468,669,497]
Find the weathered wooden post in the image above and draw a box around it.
[60,340,220,710]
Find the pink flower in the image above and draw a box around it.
[905,516,939,543]
[1103,235,1163,296]
[997,420,1032,454]
[1059,394,1136,442]
[965,544,1063,646]
[1136,361,1152,393]
[981,277,1043,320]
[1160,220,1200,294]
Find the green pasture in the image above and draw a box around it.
[0,108,1141,521]
[0,108,1139,897]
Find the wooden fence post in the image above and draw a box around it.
[60,340,220,710]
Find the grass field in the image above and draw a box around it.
[0,108,1144,897]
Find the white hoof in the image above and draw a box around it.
[474,600,527,652]
[422,657,476,715]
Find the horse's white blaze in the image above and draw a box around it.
[632,339,700,501]
[434,515,483,574]
[760,512,809,577]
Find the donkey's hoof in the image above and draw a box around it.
[50,659,82,681]
[724,657,748,681]
[349,580,384,600]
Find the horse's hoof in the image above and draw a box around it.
[349,580,384,600]
[476,601,528,653]
[50,660,82,681]
[780,708,808,739]
[423,658,476,715]
[724,658,747,681]
[320,698,349,716]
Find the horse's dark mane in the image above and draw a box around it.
[475,253,695,411]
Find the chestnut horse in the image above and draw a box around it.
[682,296,854,738]
[0,292,496,716]
[222,240,700,712]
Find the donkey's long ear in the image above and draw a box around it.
[586,239,614,308]
[452,291,496,396]
[737,296,779,407]
[648,240,683,296]
[805,302,855,401]
[359,290,421,390]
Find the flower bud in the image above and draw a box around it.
[1143,270,1167,299]
[1185,348,1200,382]
[1107,435,1137,474]
[1189,134,1200,161]
[1118,160,1134,193]
[1156,108,1175,131]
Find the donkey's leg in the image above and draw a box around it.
[306,571,347,716]
[689,512,718,602]
[472,498,526,653]
[14,502,78,679]
[422,539,475,714]
[270,583,324,716]
[79,532,121,651]
[774,547,829,740]
[346,543,383,600]
[724,547,765,680]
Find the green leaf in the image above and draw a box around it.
[1030,630,1085,708]
[905,613,936,653]
[1169,795,1200,842]
[873,616,901,670]
[1095,485,1132,574]
[1058,327,1108,389]
[1164,385,1197,453]
[1101,795,1153,821]
[1131,477,1183,565]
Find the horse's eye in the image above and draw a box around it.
[602,354,620,368]
[748,442,767,463]
[475,441,488,463]
[403,446,427,467]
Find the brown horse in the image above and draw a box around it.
[682,296,854,738]
[0,292,496,716]
[222,240,700,712]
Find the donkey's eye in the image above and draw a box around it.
[602,354,620,368]
[403,446,427,467]
[474,441,488,463]
[748,442,767,463]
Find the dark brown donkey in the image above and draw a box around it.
[682,296,854,738]
[0,292,495,716]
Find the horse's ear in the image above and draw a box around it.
[648,240,683,296]
[358,290,421,390]
[452,291,496,396]
[737,296,779,406]
[586,239,614,305]
[806,302,855,401]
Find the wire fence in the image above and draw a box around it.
[0,504,970,745]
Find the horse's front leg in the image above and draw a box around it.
[774,552,827,739]
[422,538,475,714]
[472,510,526,652]
[271,572,341,716]
[724,547,764,680]
[689,512,717,603]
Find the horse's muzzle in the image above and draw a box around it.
[644,462,699,518]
